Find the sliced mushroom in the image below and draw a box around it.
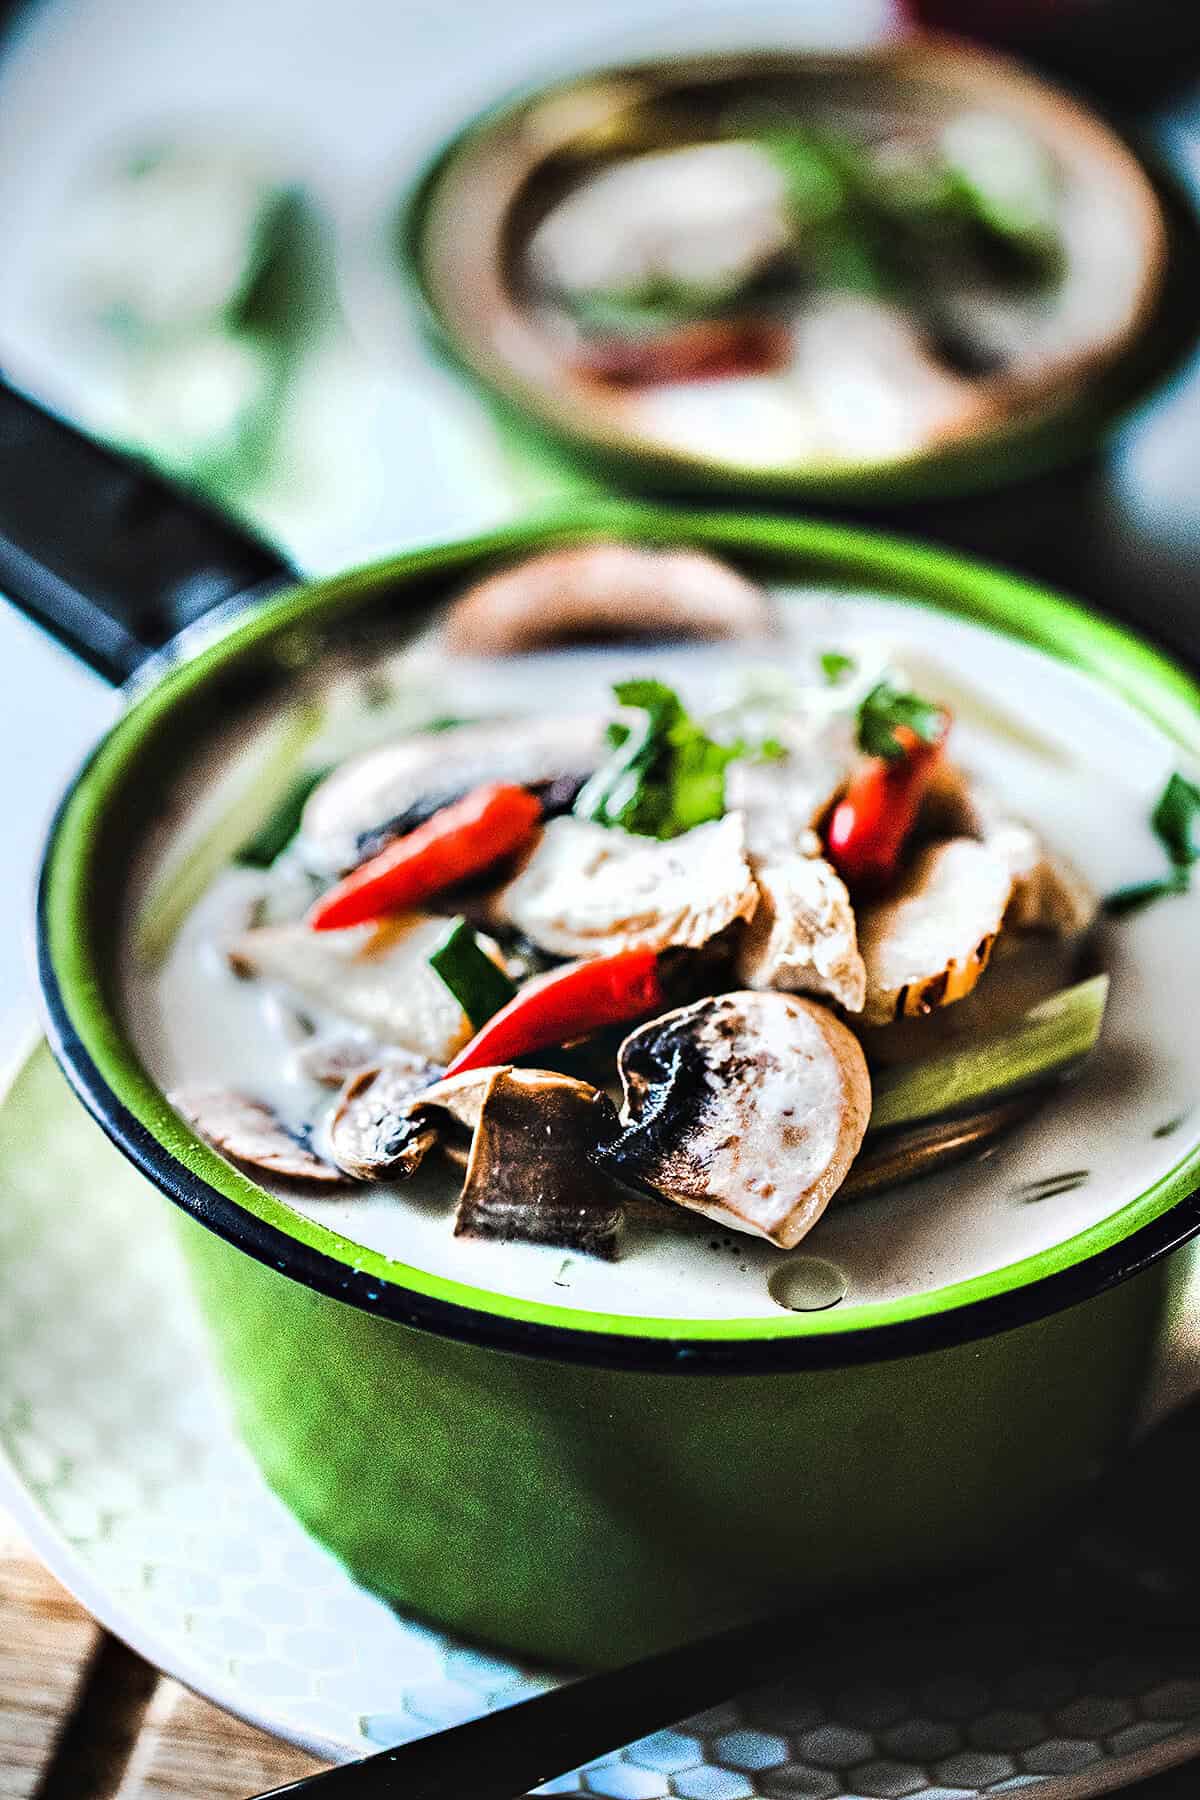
[173,1088,342,1185]
[918,766,1097,937]
[441,544,772,657]
[328,1054,461,1179]
[454,1068,622,1258]
[330,1064,507,1182]
[493,811,759,960]
[526,140,793,303]
[737,853,866,1014]
[1003,842,1097,937]
[335,1060,623,1256]
[857,838,1014,1027]
[292,1030,386,1087]
[597,991,871,1249]
[227,914,482,1062]
[300,715,606,873]
[973,811,1096,938]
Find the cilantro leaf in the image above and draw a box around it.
[820,650,856,685]
[612,678,685,722]
[857,681,944,762]
[1104,871,1190,917]
[1106,772,1200,917]
[1152,772,1200,868]
[575,680,765,840]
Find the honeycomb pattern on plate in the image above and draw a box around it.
[2,1042,1200,1795]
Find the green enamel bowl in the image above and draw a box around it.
[388,40,1200,508]
[26,476,1200,1667]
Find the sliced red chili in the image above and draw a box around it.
[825,717,950,891]
[445,947,664,1076]
[578,318,792,387]
[309,782,542,932]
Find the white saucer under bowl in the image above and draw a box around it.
[4,1033,1200,1798]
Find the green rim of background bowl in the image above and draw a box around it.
[38,502,1200,1359]
[398,51,1200,506]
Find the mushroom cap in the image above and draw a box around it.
[331,1059,624,1257]
[857,837,1014,1027]
[737,852,866,1013]
[599,990,871,1249]
[441,543,773,658]
[494,811,759,960]
[300,714,605,873]
[173,1088,343,1185]
[327,1051,447,1180]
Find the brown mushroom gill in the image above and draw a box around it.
[327,1053,447,1180]
[597,991,871,1249]
[333,1062,624,1259]
[173,1089,343,1186]
[455,1069,623,1259]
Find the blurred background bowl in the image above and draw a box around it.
[386,36,1191,504]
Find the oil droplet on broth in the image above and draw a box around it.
[768,1256,848,1313]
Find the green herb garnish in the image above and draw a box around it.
[424,714,474,734]
[856,680,944,763]
[820,650,857,685]
[575,679,772,840]
[1104,872,1190,917]
[566,276,740,338]
[429,917,517,1030]
[1153,772,1200,868]
[1105,772,1200,916]
[235,765,331,868]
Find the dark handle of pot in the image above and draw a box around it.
[0,376,296,686]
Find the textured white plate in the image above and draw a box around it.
[5,1032,1200,1798]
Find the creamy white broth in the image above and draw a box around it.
[121,589,1200,1320]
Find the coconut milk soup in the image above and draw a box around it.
[122,578,1199,1322]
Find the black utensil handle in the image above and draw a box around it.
[0,377,296,685]
[250,1611,806,1800]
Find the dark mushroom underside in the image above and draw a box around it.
[455,1070,624,1258]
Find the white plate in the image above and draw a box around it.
[5,1031,1200,1798]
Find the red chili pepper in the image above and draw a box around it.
[309,783,542,932]
[825,720,949,891]
[579,318,793,387]
[445,947,664,1076]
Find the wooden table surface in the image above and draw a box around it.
[0,1516,327,1800]
[7,1502,1200,1800]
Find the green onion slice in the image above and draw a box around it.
[429,917,518,1030]
[868,974,1109,1136]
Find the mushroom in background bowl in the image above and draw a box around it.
[400,38,1181,503]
